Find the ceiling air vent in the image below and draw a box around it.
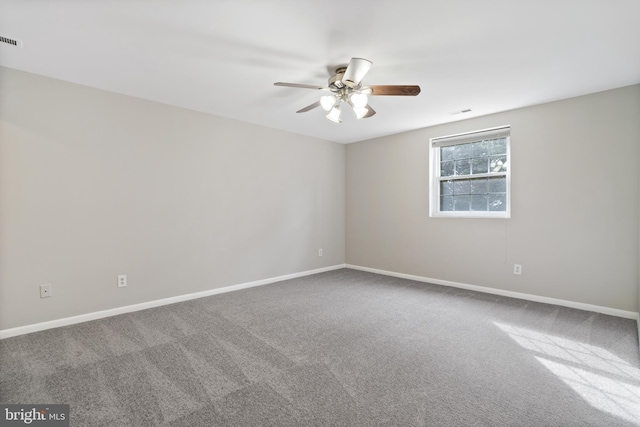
[0,35,23,48]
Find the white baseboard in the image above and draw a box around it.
[3,263,636,339]
[346,264,640,320]
[0,264,347,339]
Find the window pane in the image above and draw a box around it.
[489,138,507,155]
[453,195,470,211]
[489,193,507,211]
[471,141,488,157]
[453,143,472,160]
[455,159,471,175]
[471,157,488,174]
[441,146,455,161]
[453,179,470,195]
[490,155,507,172]
[441,195,453,211]
[470,178,488,194]
[441,161,454,176]
[440,180,453,196]
[488,176,506,193]
[471,195,488,211]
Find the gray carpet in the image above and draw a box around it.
[1,268,639,426]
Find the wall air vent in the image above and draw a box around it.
[0,35,23,48]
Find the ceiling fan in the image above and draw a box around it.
[274,58,420,123]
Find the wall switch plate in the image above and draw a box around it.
[40,284,52,298]
[318,248,323,256]
[117,274,127,287]
[514,264,522,275]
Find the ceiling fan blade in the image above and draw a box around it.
[296,101,321,113]
[363,105,376,118]
[274,82,329,90]
[342,58,373,88]
[368,85,421,96]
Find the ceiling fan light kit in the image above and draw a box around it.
[350,92,368,108]
[353,106,369,120]
[326,105,343,123]
[274,57,420,124]
[320,95,338,111]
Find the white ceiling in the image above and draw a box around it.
[1,0,639,143]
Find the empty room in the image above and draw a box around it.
[1,1,639,426]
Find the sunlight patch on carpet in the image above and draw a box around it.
[494,322,640,425]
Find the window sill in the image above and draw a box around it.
[430,211,510,219]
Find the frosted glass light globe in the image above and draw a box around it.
[350,93,368,108]
[320,95,337,111]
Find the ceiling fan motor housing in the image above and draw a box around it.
[328,71,347,90]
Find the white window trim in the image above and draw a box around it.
[429,125,511,219]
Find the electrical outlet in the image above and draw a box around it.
[117,274,127,287]
[318,248,323,256]
[40,284,52,298]
[513,264,522,275]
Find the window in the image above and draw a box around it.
[430,126,510,218]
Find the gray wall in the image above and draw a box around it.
[2,65,638,332]
[0,67,346,330]
[346,85,640,312]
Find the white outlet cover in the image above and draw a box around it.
[117,274,127,287]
